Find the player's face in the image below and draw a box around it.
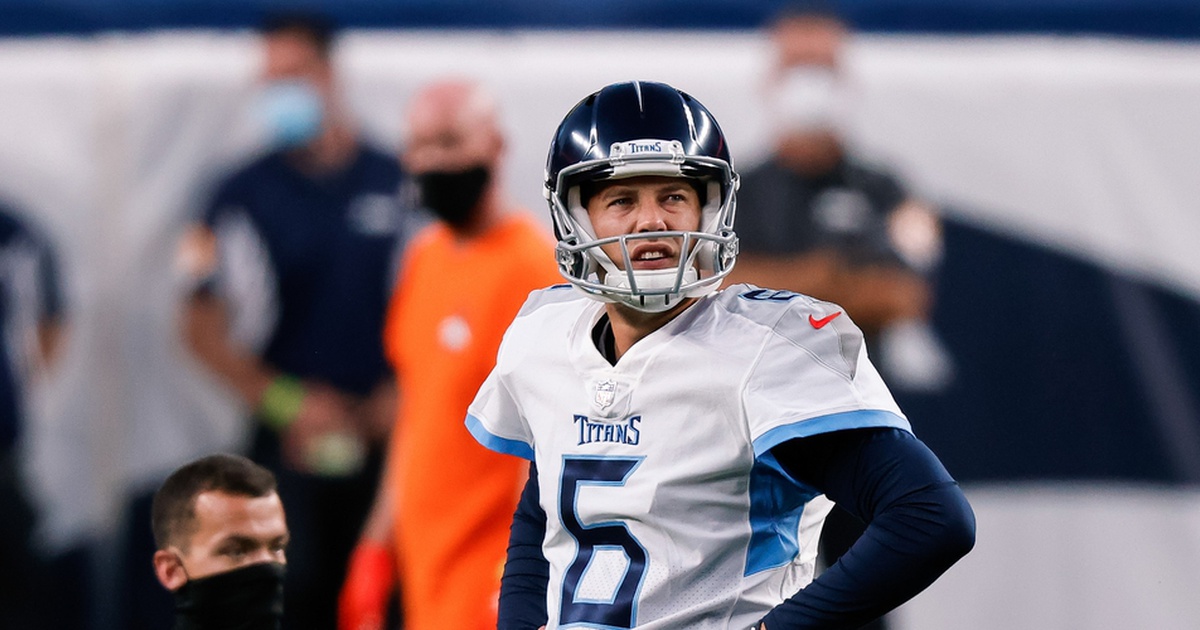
[585,176,703,271]
[157,491,289,590]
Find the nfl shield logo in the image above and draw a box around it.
[594,380,617,409]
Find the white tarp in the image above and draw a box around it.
[899,484,1200,630]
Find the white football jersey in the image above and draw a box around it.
[467,283,910,629]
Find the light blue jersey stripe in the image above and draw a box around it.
[745,450,820,575]
[752,409,911,458]
[465,413,534,460]
[744,409,909,575]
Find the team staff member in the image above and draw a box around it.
[338,80,560,630]
[729,5,951,393]
[152,454,289,630]
[0,203,64,630]
[181,13,414,629]
[470,81,974,629]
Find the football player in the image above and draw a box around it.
[467,81,975,629]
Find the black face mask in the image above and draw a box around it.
[173,561,285,630]
[416,165,491,229]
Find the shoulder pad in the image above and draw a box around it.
[718,284,864,379]
[515,284,585,318]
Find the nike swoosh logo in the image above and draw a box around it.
[809,311,842,329]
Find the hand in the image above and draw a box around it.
[281,382,359,472]
[338,539,396,630]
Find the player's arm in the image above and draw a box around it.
[183,289,277,411]
[498,462,550,630]
[758,427,975,629]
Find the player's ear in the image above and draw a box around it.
[153,549,189,591]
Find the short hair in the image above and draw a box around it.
[259,11,339,59]
[151,453,278,551]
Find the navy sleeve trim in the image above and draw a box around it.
[498,463,549,629]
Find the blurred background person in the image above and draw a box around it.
[151,453,289,630]
[338,79,560,630]
[728,1,952,394]
[154,12,416,630]
[0,200,65,630]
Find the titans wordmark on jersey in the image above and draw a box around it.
[467,283,910,629]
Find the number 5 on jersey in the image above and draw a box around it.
[559,456,647,628]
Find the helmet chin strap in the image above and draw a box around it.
[600,265,700,313]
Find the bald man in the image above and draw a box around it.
[339,80,560,630]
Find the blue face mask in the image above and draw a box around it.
[259,80,324,148]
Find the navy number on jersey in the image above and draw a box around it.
[739,288,800,302]
[559,456,647,628]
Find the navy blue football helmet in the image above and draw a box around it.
[544,81,739,312]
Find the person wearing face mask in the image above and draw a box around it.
[164,11,417,630]
[727,5,954,630]
[730,1,953,395]
[337,79,560,630]
[151,454,289,630]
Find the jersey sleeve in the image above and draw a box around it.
[466,281,580,461]
[743,300,910,457]
[466,224,561,461]
[465,292,545,461]
[466,368,534,460]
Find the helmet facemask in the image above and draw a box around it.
[548,139,739,313]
